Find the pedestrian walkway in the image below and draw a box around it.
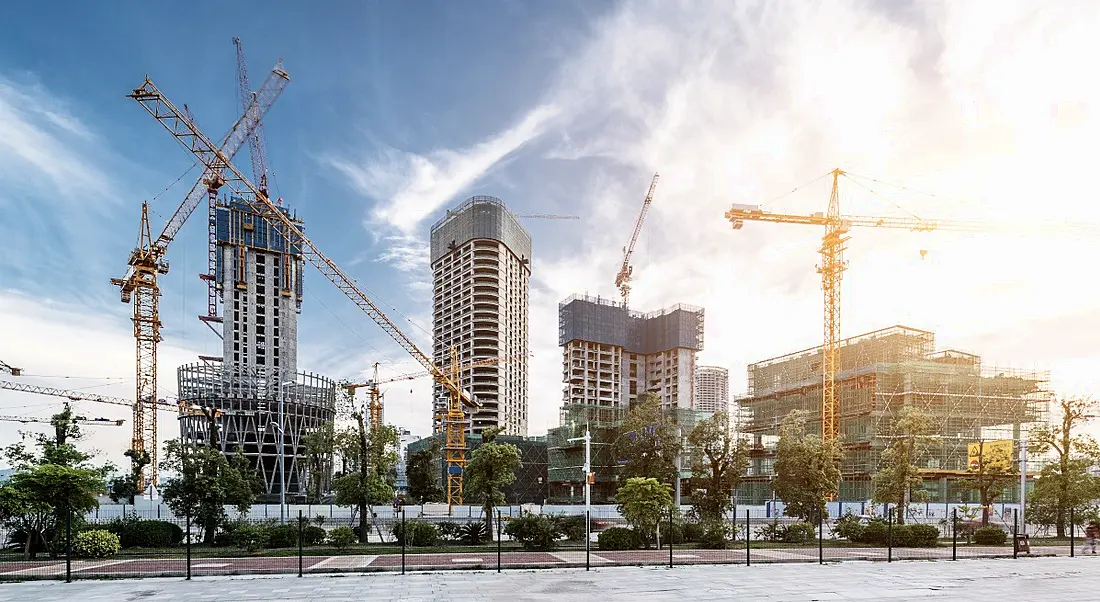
[0,556,1097,601]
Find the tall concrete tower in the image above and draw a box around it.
[429,196,531,436]
[694,365,729,414]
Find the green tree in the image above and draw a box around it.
[108,449,150,504]
[1028,459,1100,532]
[872,407,936,525]
[616,477,674,548]
[159,439,258,543]
[464,428,521,541]
[614,393,682,485]
[1029,397,1100,537]
[0,464,104,559]
[302,423,336,503]
[773,410,842,525]
[333,412,399,543]
[688,410,749,523]
[966,439,1018,526]
[406,440,445,504]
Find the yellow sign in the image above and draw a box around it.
[967,439,1014,472]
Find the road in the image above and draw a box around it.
[0,556,1096,601]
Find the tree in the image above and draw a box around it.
[406,440,445,504]
[616,477,674,548]
[1029,397,1100,537]
[614,393,682,485]
[0,464,104,559]
[1028,459,1100,533]
[108,449,150,504]
[464,428,521,541]
[687,410,749,523]
[872,407,936,525]
[159,439,258,543]
[302,423,336,503]
[966,438,1018,526]
[333,413,399,543]
[772,410,842,525]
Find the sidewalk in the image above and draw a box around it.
[0,556,1097,601]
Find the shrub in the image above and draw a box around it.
[783,522,815,544]
[553,515,587,542]
[437,521,462,542]
[72,530,120,559]
[759,520,784,542]
[973,526,1007,545]
[301,525,326,546]
[664,521,685,545]
[460,521,490,545]
[105,518,184,549]
[682,521,704,543]
[598,527,641,551]
[856,519,889,545]
[231,524,270,552]
[267,524,299,548]
[698,522,729,549]
[504,513,559,551]
[833,514,864,542]
[906,524,940,547]
[214,519,248,548]
[392,521,439,546]
[328,526,357,549]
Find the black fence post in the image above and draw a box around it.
[887,507,893,563]
[496,510,502,573]
[585,510,591,571]
[668,507,674,568]
[186,507,192,580]
[952,508,957,561]
[65,507,72,583]
[818,509,824,565]
[1013,509,1019,559]
[1071,507,1076,557]
[745,509,751,566]
[298,510,304,578]
[401,506,406,575]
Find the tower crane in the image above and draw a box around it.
[233,37,274,199]
[110,61,289,489]
[615,173,659,306]
[724,168,1100,445]
[127,74,478,506]
[0,414,124,427]
[0,379,179,412]
[344,352,529,432]
[0,360,22,376]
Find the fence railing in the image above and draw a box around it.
[0,506,1085,582]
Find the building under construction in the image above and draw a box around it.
[737,325,1050,503]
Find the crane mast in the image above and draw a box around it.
[110,62,290,490]
[233,37,272,198]
[127,75,476,504]
[615,173,659,306]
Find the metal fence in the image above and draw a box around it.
[0,506,1087,582]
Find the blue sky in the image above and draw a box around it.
[4,0,1100,469]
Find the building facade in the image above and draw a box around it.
[177,196,336,502]
[694,365,730,415]
[549,294,705,503]
[736,325,1050,503]
[429,196,532,436]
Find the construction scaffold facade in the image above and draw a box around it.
[177,362,337,501]
[737,325,1050,503]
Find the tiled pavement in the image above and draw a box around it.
[0,556,1097,601]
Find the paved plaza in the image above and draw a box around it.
[0,556,1097,601]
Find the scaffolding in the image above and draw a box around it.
[737,325,1050,502]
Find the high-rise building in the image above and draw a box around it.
[694,365,729,414]
[429,196,532,436]
[548,294,705,503]
[177,196,336,501]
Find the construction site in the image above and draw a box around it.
[737,325,1050,503]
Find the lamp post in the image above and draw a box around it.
[568,427,592,543]
[270,373,296,525]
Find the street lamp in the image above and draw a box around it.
[568,427,592,543]
[269,374,297,524]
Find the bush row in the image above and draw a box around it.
[834,516,940,547]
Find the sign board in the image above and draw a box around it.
[967,439,1014,472]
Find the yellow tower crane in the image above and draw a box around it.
[127,74,477,505]
[615,173,659,306]
[725,168,1100,445]
[110,61,290,489]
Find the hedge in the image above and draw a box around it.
[105,518,184,549]
[973,526,1007,545]
[504,514,558,551]
[392,521,439,546]
[598,527,640,551]
[73,530,120,559]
